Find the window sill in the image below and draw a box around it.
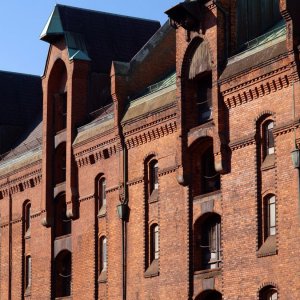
[55,297,72,300]
[24,287,31,297]
[144,259,159,278]
[98,270,107,283]
[194,267,221,279]
[194,190,221,202]
[98,206,107,218]
[261,154,275,171]
[24,229,31,239]
[54,233,71,241]
[149,189,159,203]
[257,235,277,257]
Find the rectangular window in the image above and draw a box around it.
[102,180,106,207]
[25,255,32,289]
[154,226,159,260]
[268,196,276,236]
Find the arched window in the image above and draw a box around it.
[237,0,282,48]
[194,213,221,271]
[54,193,71,238]
[55,250,71,298]
[263,120,274,157]
[149,160,158,194]
[99,236,107,273]
[25,255,32,290]
[23,201,31,236]
[201,146,220,194]
[54,143,66,185]
[259,285,278,300]
[195,290,222,300]
[150,224,159,262]
[96,176,106,213]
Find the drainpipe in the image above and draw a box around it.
[290,81,300,220]
[117,141,129,300]
[8,179,12,300]
[213,0,229,63]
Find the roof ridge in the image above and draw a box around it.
[56,3,160,24]
[0,69,41,78]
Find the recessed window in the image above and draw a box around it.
[266,195,276,237]
[96,177,106,213]
[25,255,32,290]
[264,121,275,156]
[100,236,107,273]
[259,286,278,300]
[201,146,220,194]
[194,213,221,271]
[54,143,66,185]
[196,72,212,124]
[150,224,159,262]
[150,160,158,193]
[54,92,67,133]
[24,202,31,235]
[54,193,71,238]
[55,250,71,298]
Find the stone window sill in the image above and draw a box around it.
[144,259,159,278]
[257,235,277,257]
[261,154,275,171]
[55,297,72,300]
[98,270,107,283]
[149,189,159,203]
[98,206,107,218]
[194,267,221,279]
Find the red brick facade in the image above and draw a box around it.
[0,1,300,299]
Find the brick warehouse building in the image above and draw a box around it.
[0,0,300,299]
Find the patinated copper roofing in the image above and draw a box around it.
[41,4,161,73]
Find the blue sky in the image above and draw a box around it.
[0,1,178,76]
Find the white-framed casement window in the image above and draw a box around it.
[267,195,276,237]
[150,224,159,262]
[264,120,275,156]
[25,255,32,289]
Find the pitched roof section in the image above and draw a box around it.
[0,70,42,127]
[41,4,161,73]
[0,70,42,154]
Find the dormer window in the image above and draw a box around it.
[237,0,282,48]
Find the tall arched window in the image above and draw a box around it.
[259,285,278,300]
[23,201,31,236]
[96,176,106,215]
[263,120,274,157]
[55,250,71,298]
[194,213,221,271]
[149,160,158,194]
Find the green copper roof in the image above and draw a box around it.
[40,6,63,39]
[40,6,91,62]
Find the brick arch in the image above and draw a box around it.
[257,282,279,300]
[261,189,276,198]
[143,152,158,163]
[254,111,276,128]
[180,36,215,80]
[48,58,68,93]
[195,289,222,300]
